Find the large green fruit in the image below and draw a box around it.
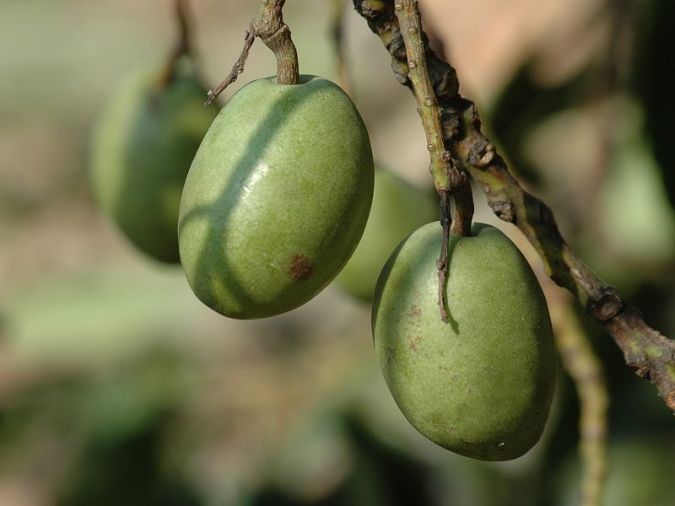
[178,75,374,319]
[335,168,437,301]
[372,222,556,461]
[91,65,217,263]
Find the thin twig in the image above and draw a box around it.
[206,28,257,106]
[206,0,299,106]
[553,299,609,506]
[352,0,675,411]
[394,0,474,322]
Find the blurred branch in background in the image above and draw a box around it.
[330,0,353,95]
[552,298,609,506]
[157,0,194,87]
[352,0,675,412]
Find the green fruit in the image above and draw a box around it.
[178,75,374,319]
[372,222,556,461]
[90,64,217,263]
[335,168,437,301]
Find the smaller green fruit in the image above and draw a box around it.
[334,168,437,301]
[373,222,556,461]
[90,64,218,263]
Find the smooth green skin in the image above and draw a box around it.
[90,65,218,263]
[372,222,556,461]
[178,75,374,319]
[335,168,437,301]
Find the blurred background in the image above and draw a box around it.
[0,0,674,505]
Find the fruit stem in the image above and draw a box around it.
[436,189,451,322]
[394,0,473,322]
[158,0,193,88]
[253,0,299,85]
[206,0,299,105]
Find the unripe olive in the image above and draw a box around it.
[178,75,374,319]
[90,65,217,263]
[335,168,437,301]
[372,222,556,461]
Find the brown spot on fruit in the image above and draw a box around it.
[289,254,313,280]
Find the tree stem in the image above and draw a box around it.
[253,0,299,85]
[553,299,608,506]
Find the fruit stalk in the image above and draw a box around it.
[353,0,675,412]
[206,0,299,105]
[394,0,474,322]
[158,0,193,88]
[252,0,299,85]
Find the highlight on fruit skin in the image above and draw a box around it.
[90,63,218,264]
[372,222,556,461]
[334,167,437,302]
[178,75,374,319]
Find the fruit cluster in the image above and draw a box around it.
[90,13,555,461]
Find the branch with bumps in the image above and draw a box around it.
[352,0,675,411]
[394,0,474,322]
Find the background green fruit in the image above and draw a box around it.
[90,64,218,263]
[178,75,374,319]
[596,121,675,267]
[334,168,437,302]
[372,222,556,461]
